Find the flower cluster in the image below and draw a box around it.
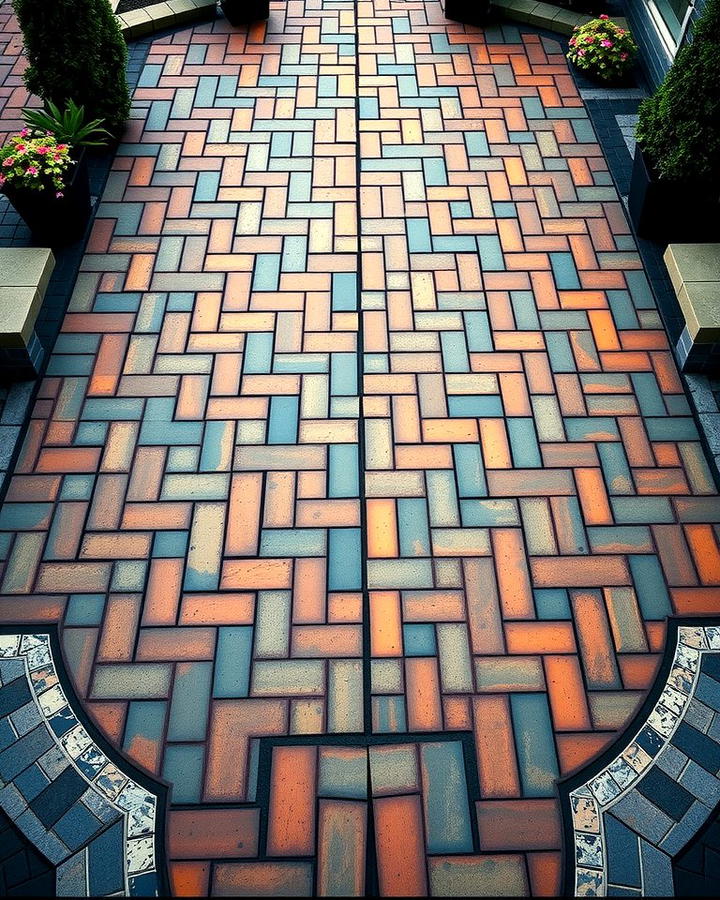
[0,129,74,197]
[567,15,638,82]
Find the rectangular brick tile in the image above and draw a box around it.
[169,809,260,859]
[266,746,317,857]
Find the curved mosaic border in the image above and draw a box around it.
[0,625,169,896]
[560,617,720,897]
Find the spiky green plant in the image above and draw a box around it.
[23,99,111,148]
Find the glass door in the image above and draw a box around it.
[645,0,695,53]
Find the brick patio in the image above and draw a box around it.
[1,0,720,895]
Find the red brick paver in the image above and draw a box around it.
[1,0,719,895]
[0,1,36,144]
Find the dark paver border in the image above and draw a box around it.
[0,623,171,896]
[558,617,720,897]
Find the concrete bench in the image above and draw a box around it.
[493,0,593,35]
[115,0,217,40]
[665,243,720,373]
[0,247,54,379]
[491,0,629,37]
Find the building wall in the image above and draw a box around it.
[623,0,708,87]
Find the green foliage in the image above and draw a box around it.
[636,0,720,182]
[0,131,74,195]
[12,0,130,138]
[23,99,111,148]
[566,16,638,83]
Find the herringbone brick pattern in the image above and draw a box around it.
[1,0,719,894]
[0,1,38,144]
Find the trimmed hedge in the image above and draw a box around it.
[12,0,130,138]
[635,0,720,183]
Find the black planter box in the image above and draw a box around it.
[221,0,270,25]
[444,0,492,25]
[570,62,636,88]
[628,147,720,242]
[2,150,91,247]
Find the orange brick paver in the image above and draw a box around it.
[1,0,719,895]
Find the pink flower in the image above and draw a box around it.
[2,157,14,166]
[578,49,586,57]
[585,35,595,42]
[20,127,29,137]
[620,52,628,60]
[569,37,576,45]
[57,144,68,152]
[601,39,613,48]
[26,165,38,175]
[0,174,5,187]
[53,154,61,161]
[36,145,49,154]
[600,13,609,18]
[14,143,26,153]
[55,191,64,199]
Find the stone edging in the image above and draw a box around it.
[111,0,617,43]
[493,0,592,36]
[0,626,169,896]
[560,619,720,896]
[114,0,217,41]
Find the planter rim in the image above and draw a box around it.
[629,142,720,242]
[635,144,720,192]
[2,147,84,202]
[2,149,91,246]
[568,62,637,87]
[3,183,68,202]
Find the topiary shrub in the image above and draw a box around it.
[12,0,130,138]
[635,0,720,183]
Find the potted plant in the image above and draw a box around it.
[444,0,491,25]
[566,15,637,84]
[0,130,88,245]
[0,101,109,245]
[221,0,270,25]
[629,0,720,241]
[12,0,130,138]
[23,99,112,150]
